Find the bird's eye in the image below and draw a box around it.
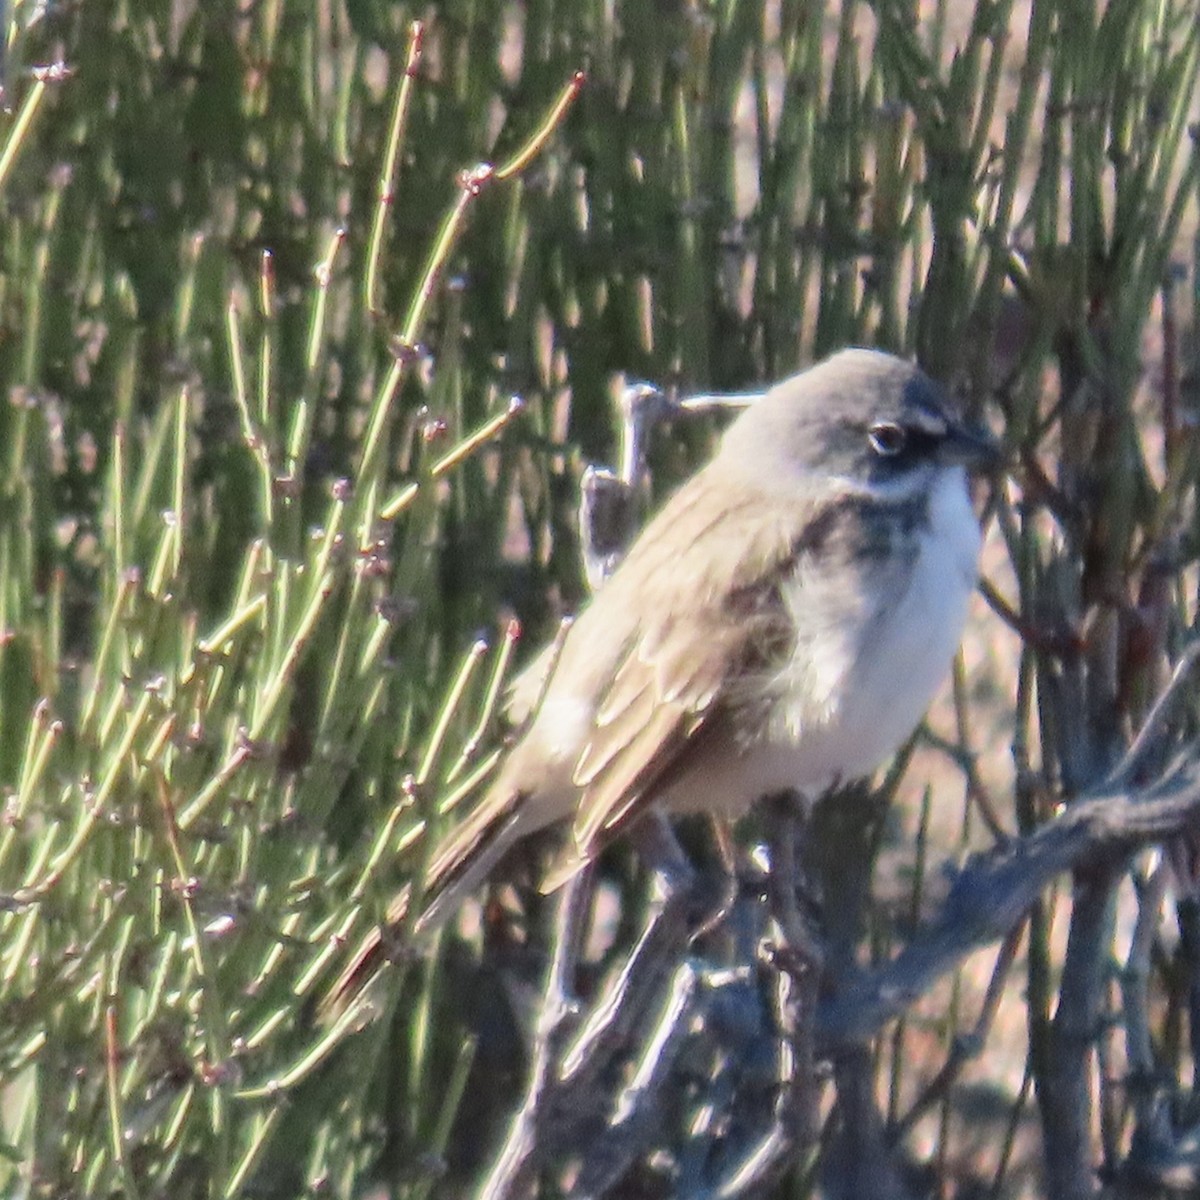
[868,421,907,457]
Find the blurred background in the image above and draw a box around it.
[0,1,1197,1196]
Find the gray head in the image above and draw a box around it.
[718,348,997,494]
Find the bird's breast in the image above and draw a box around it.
[761,466,980,794]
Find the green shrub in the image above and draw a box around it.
[0,2,1197,1197]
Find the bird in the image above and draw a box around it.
[323,347,999,1015]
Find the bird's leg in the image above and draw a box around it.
[637,809,742,937]
[632,809,695,893]
[708,812,738,875]
[679,814,741,942]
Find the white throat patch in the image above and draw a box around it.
[766,465,980,792]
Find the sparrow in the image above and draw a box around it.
[324,347,998,1014]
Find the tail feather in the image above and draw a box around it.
[319,787,525,1020]
[317,882,412,1022]
[415,801,525,935]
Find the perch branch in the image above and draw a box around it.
[819,754,1200,1045]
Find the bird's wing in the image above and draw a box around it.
[547,472,846,881]
[321,477,849,1015]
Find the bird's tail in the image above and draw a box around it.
[318,785,526,1021]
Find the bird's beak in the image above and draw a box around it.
[938,421,1003,473]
